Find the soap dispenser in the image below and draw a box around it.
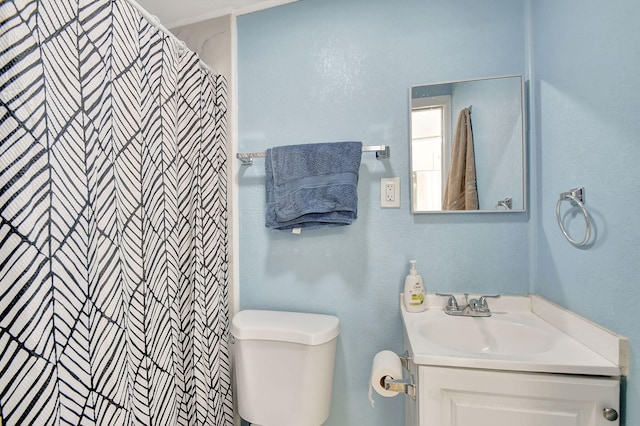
[403,260,425,312]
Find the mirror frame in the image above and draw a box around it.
[409,74,527,214]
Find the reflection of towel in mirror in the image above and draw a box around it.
[443,108,478,210]
[265,141,363,230]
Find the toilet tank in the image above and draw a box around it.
[231,310,340,426]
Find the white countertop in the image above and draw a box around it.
[402,294,628,377]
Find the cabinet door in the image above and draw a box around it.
[419,366,619,426]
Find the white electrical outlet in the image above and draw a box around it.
[380,177,400,208]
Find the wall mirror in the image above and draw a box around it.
[410,75,526,213]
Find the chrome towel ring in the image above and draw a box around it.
[556,187,592,247]
[494,197,512,210]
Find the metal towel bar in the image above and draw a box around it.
[236,144,390,166]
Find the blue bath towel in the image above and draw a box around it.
[265,141,363,230]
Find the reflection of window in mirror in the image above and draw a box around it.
[411,95,451,211]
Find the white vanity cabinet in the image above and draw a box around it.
[400,295,628,426]
[414,366,620,426]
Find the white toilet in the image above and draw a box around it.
[231,310,340,426]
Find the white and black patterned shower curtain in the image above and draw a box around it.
[0,0,233,425]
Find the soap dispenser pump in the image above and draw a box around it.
[403,260,425,312]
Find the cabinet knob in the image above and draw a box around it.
[603,408,619,421]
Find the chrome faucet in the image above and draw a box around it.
[435,293,500,317]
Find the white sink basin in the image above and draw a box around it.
[419,316,554,355]
[402,294,625,376]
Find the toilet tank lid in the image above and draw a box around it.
[231,310,340,345]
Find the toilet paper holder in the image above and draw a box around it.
[383,351,416,400]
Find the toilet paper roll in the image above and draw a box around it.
[368,350,403,407]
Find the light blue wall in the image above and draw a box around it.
[237,0,527,425]
[530,0,640,424]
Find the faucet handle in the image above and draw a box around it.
[478,294,501,309]
[435,293,459,311]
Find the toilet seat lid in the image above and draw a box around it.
[231,310,340,345]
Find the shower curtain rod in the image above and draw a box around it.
[124,0,213,73]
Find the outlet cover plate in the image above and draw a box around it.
[381,177,400,208]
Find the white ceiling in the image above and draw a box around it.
[135,0,298,28]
